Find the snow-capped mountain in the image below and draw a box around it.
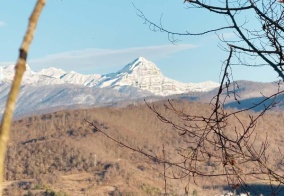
[2,57,283,117]
[1,57,219,96]
[0,57,220,117]
[96,57,219,96]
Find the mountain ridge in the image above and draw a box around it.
[2,58,284,118]
[0,57,221,118]
[0,57,219,96]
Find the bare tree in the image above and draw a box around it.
[0,1,45,194]
[88,1,284,195]
[136,0,284,79]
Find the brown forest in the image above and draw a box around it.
[2,99,284,195]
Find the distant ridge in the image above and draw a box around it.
[0,57,219,96]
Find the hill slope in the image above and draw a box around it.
[4,100,284,195]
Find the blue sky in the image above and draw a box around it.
[0,0,279,83]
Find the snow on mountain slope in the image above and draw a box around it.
[0,58,219,117]
[35,57,219,96]
[60,72,101,86]
[2,64,64,86]
[0,57,219,96]
[38,67,67,79]
[96,57,219,96]
[0,83,154,118]
[38,67,101,86]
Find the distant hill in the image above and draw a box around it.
[185,80,284,112]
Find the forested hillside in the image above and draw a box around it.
[4,99,284,195]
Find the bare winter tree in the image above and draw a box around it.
[87,1,284,195]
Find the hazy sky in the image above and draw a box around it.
[0,0,279,83]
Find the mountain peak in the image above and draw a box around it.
[104,57,219,96]
[38,67,67,79]
[3,64,32,71]
[135,56,148,62]
[120,57,160,74]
